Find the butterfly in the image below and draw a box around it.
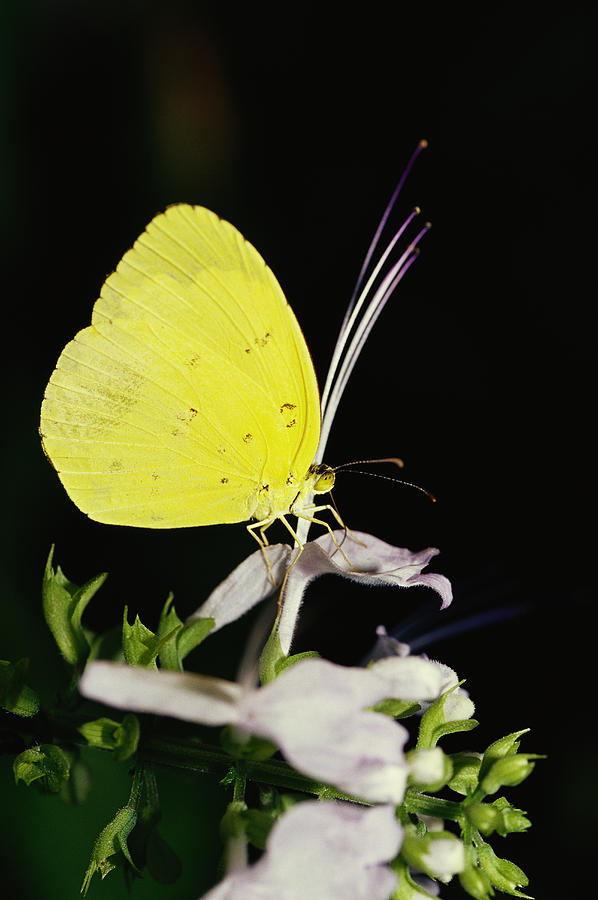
[40,143,428,553]
[40,204,338,550]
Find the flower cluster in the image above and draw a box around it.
[21,527,535,899]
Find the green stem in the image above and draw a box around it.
[143,736,349,797]
[403,791,462,821]
[142,737,466,820]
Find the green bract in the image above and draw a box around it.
[156,593,214,671]
[42,546,107,669]
[77,713,140,761]
[13,743,70,793]
[81,806,139,895]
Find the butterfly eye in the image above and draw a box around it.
[313,466,335,494]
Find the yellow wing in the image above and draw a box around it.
[40,205,320,528]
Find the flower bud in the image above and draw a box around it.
[458,863,494,899]
[478,729,529,782]
[407,747,452,790]
[466,803,500,836]
[481,754,540,796]
[401,828,465,883]
[477,843,531,897]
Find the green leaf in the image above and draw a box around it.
[42,546,107,668]
[0,658,40,717]
[13,743,71,793]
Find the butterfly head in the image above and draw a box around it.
[308,463,336,495]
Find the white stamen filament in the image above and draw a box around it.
[319,208,420,420]
[318,223,429,460]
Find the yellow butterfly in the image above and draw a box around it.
[40,205,337,549]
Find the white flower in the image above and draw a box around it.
[420,836,465,883]
[370,656,447,702]
[191,531,452,654]
[201,801,403,900]
[80,654,454,803]
[407,748,447,786]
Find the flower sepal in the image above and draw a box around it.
[157,594,214,671]
[448,752,482,796]
[13,743,70,793]
[77,713,140,761]
[42,546,106,670]
[466,798,531,837]
[81,806,140,895]
[417,683,477,749]
[400,824,465,883]
[476,842,532,898]
[122,607,181,668]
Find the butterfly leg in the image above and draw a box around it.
[247,517,286,585]
[295,505,357,571]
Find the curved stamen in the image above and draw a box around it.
[318,223,430,458]
[343,139,428,326]
[320,207,420,419]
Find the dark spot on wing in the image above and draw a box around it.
[176,407,198,423]
[243,433,253,443]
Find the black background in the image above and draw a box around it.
[1,2,595,897]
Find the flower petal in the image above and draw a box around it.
[370,656,446,701]
[202,801,402,900]
[278,531,452,653]
[78,661,242,725]
[237,658,409,803]
[189,544,291,632]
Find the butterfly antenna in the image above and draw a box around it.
[334,456,405,471]
[335,467,436,503]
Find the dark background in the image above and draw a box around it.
[2,2,595,897]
